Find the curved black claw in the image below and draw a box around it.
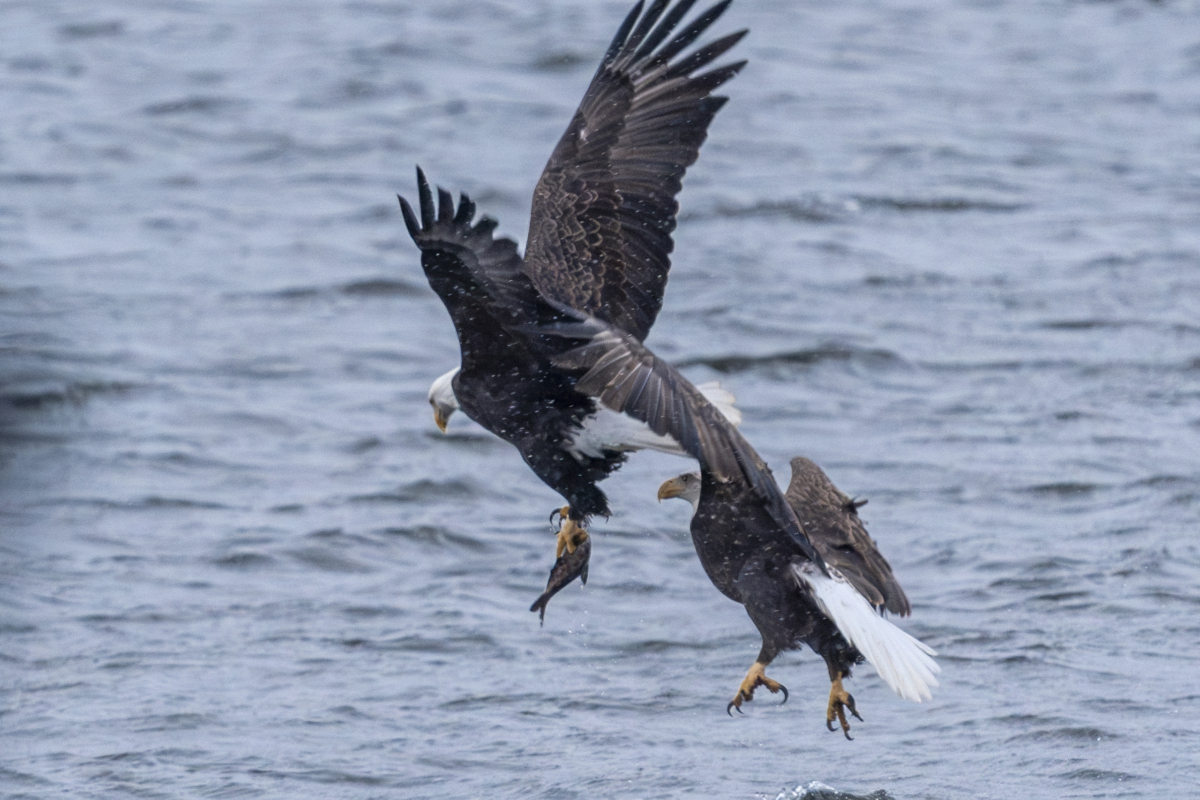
[826,718,854,741]
[549,507,564,530]
[726,700,744,716]
[845,692,862,721]
[777,682,789,706]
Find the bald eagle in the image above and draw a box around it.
[544,318,938,736]
[401,0,747,557]
[659,458,938,737]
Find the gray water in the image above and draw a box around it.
[3,1,1199,798]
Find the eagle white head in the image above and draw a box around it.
[657,471,702,514]
[428,367,460,432]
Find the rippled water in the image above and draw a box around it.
[3,1,1200,798]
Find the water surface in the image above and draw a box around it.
[3,1,1200,798]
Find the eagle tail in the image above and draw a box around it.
[792,562,940,703]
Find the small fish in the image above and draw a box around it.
[529,534,590,625]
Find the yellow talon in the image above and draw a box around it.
[554,507,589,557]
[727,661,788,715]
[826,672,862,740]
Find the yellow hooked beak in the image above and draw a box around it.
[432,406,449,433]
[657,476,687,502]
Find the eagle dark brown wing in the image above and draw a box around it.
[399,167,531,320]
[785,457,912,616]
[547,316,822,566]
[524,0,747,342]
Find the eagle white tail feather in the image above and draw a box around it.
[568,381,740,459]
[792,562,940,703]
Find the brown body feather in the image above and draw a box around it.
[784,457,911,616]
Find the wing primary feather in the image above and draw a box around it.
[690,61,746,93]
[454,192,475,225]
[555,318,825,564]
[643,370,665,423]
[631,0,700,62]
[676,396,699,453]
[602,0,645,67]
[620,361,654,410]
[622,0,670,60]
[524,0,745,345]
[661,29,747,80]
[600,366,636,409]
[398,195,420,238]
[437,187,455,224]
[416,166,435,230]
[651,0,734,66]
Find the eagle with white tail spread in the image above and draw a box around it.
[659,458,939,737]
[398,0,939,735]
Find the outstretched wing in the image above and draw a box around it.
[546,316,822,565]
[525,0,747,342]
[785,457,912,616]
[399,167,533,323]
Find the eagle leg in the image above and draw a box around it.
[825,672,862,740]
[553,506,590,557]
[726,661,788,716]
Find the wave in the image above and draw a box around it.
[1,380,138,410]
[852,195,1025,212]
[676,344,901,374]
[773,781,895,800]
[250,277,424,300]
[686,194,1024,223]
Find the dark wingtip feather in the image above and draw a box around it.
[398,195,420,239]
[437,187,455,224]
[474,217,499,237]
[654,0,733,65]
[703,0,734,21]
[632,0,699,62]
[602,0,645,66]
[415,166,434,230]
[662,28,747,80]
[692,59,746,93]
[622,0,670,59]
[455,192,475,225]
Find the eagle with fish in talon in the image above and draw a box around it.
[530,507,593,625]
[401,0,746,609]
[543,313,939,737]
